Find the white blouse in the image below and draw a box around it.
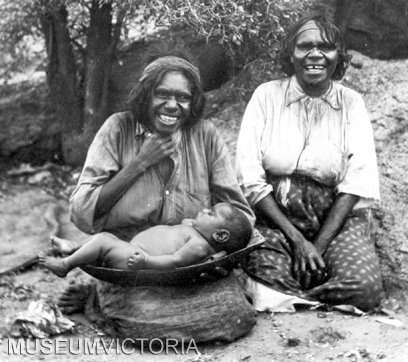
[236,76,380,209]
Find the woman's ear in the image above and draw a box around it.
[212,230,230,243]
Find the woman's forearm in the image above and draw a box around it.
[255,193,305,243]
[94,160,149,220]
[313,192,359,255]
[256,191,326,275]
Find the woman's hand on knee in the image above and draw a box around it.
[291,236,325,286]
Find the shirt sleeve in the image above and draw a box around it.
[204,122,256,227]
[69,114,123,234]
[235,85,273,208]
[335,92,380,207]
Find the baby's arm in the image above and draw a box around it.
[127,249,147,271]
[142,236,210,270]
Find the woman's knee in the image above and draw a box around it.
[354,276,383,311]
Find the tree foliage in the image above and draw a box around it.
[146,0,312,67]
[1,0,311,165]
[0,0,45,81]
[0,0,146,166]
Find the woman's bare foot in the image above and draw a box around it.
[58,284,94,315]
[50,236,77,256]
[127,251,145,271]
[38,252,69,277]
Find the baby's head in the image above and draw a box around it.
[193,203,252,254]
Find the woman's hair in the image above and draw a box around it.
[127,41,206,130]
[280,15,352,81]
[221,205,252,254]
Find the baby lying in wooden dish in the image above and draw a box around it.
[39,203,252,277]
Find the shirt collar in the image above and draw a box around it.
[285,75,340,109]
[134,120,151,138]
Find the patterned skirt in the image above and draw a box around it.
[243,175,383,311]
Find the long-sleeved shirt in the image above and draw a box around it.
[236,76,380,210]
[70,112,255,241]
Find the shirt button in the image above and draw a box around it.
[165,190,170,196]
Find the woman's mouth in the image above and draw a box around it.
[304,65,326,73]
[158,115,180,125]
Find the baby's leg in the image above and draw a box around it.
[50,234,96,255]
[61,232,135,270]
[41,233,135,276]
[38,252,70,278]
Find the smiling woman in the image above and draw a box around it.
[59,41,256,343]
[236,15,383,312]
[148,70,192,135]
[291,22,339,96]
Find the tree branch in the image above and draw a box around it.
[109,7,127,55]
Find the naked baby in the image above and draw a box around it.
[39,203,252,277]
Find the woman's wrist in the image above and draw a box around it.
[313,238,330,255]
[283,225,308,246]
[126,157,150,176]
[256,193,304,243]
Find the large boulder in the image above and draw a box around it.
[0,81,62,168]
[312,0,408,59]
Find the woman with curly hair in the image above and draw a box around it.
[59,42,256,343]
[236,15,382,311]
[70,42,253,240]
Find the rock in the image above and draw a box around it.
[332,0,408,59]
[0,81,62,166]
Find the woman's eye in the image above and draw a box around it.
[319,44,336,52]
[156,91,168,98]
[297,45,311,51]
[177,94,192,102]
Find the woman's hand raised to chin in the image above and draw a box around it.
[95,132,176,220]
[134,132,176,171]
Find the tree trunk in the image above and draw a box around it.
[40,1,125,166]
[82,0,126,148]
[40,4,86,166]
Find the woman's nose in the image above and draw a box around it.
[164,97,178,110]
[307,47,323,57]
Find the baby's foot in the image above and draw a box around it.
[38,252,69,278]
[127,251,145,271]
[50,236,76,256]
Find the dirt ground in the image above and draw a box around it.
[1,268,408,362]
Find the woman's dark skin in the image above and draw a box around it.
[255,192,358,289]
[252,20,360,290]
[95,70,192,221]
[94,133,175,220]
